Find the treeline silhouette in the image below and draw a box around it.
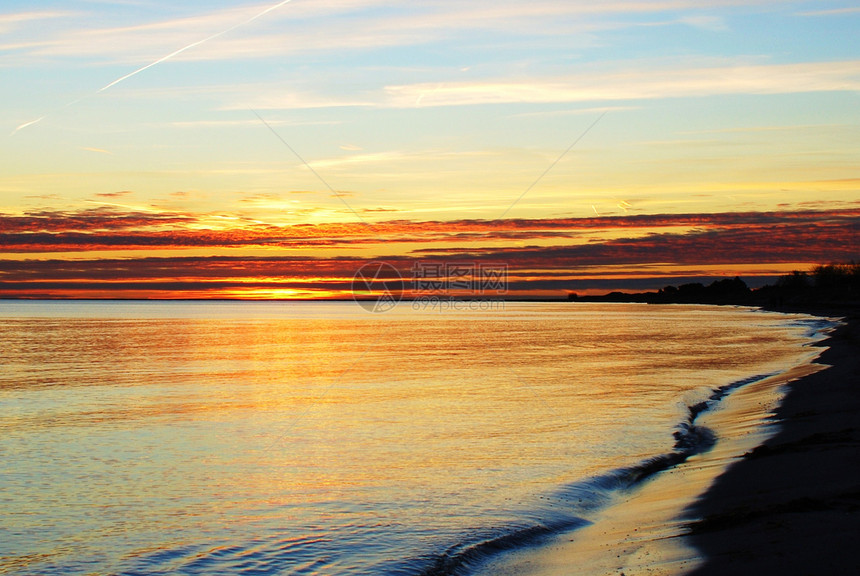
[571,262,860,307]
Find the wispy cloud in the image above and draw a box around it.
[307,151,409,170]
[507,105,640,119]
[170,118,343,128]
[678,123,848,135]
[797,7,860,16]
[6,2,421,64]
[82,146,113,155]
[0,10,73,34]
[94,190,131,198]
[5,1,792,65]
[385,60,860,107]
[676,15,729,31]
[239,92,374,110]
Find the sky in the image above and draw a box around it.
[1,0,858,299]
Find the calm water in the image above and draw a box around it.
[0,302,827,575]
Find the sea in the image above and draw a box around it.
[0,301,833,576]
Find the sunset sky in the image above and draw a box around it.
[1,0,858,299]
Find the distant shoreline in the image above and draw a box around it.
[3,264,858,308]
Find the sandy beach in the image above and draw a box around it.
[686,309,860,575]
[470,308,859,576]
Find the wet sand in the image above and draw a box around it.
[471,309,859,576]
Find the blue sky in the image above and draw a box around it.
[1,0,858,222]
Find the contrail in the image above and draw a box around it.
[12,116,46,134]
[11,0,294,135]
[98,0,295,93]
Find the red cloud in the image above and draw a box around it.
[1,208,857,298]
[2,207,858,252]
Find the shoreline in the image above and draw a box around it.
[468,307,854,576]
[685,309,860,575]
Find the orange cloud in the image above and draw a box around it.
[2,207,857,253]
[1,208,856,298]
